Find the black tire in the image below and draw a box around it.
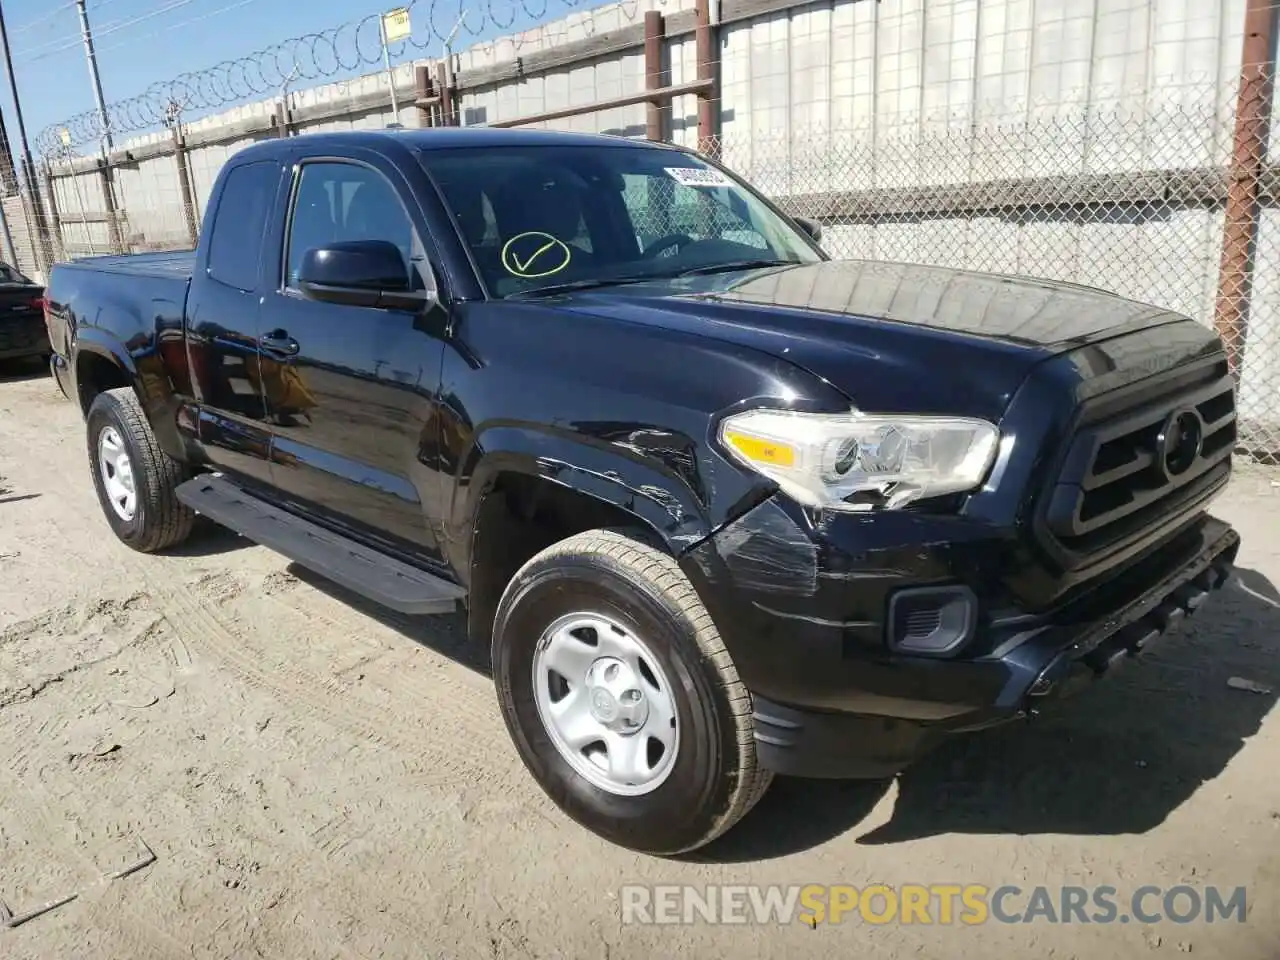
[491,527,772,855]
[86,387,195,553]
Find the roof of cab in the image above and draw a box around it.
[231,126,692,161]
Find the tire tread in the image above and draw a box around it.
[88,387,194,553]
[505,526,773,853]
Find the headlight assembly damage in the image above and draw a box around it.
[718,408,1000,510]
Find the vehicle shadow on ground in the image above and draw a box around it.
[165,520,256,557]
[221,553,1280,863]
[0,358,48,384]
[701,568,1280,863]
[284,562,487,673]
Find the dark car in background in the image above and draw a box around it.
[0,262,48,366]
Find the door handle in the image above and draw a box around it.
[259,331,300,357]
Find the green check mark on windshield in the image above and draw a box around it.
[511,239,559,273]
[503,231,571,277]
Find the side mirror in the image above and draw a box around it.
[296,240,431,310]
[794,216,823,244]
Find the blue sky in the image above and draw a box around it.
[2,0,560,151]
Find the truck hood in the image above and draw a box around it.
[546,259,1189,422]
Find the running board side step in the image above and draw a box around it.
[175,474,466,615]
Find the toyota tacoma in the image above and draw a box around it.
[44,128,1240,855]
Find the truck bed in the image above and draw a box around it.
[66,250,195,280]
[46,251,194,365]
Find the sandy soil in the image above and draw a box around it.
[0,360,1277,959]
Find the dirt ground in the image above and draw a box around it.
[1,360,1277,960]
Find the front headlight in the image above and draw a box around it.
[718,408,1000,511]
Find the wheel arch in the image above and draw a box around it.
[74,331,186,462]
[465,467,673,650]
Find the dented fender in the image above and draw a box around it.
[447,422,752,576]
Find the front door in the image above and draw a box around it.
[258,155,447,567]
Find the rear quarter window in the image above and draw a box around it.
[207,160,279,292]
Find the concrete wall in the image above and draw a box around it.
[33,0,1280,432]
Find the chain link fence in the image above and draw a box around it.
[699,82,1279,455]
[11,67,1280,455]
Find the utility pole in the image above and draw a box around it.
[0,1,39,198]
[76,0,112,150]
[0,0,45,272]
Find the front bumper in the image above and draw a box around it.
[679,496,1240,779]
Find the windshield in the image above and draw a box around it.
[418,143,822,297]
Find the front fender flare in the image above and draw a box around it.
[452,424,716,564]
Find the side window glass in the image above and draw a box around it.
[285,161,418,289]
[207,160,278,292]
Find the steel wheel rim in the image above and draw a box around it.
[97,425,137,522]
[532,611,680,797]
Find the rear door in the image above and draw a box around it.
[257,151,449,567]
[184,158,287,487]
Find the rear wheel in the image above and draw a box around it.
[86,387,195,553]
[491,527,772,855]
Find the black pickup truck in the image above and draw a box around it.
[45,128,1240,855]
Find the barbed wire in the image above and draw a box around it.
[34,0,650,155]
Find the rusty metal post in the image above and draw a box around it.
[1215,0,1277,376]
[98,158,122,253]
[415,65,433,128]
[645,11,666,142]
[274,85,294,138]
[172,128,198,248]
[41,161,62,262]
[694,0,717,155]
[436,60,457,125]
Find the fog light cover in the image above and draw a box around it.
[888,585,978,655]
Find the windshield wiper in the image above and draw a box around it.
[674,259,797,277]
[507,276,656,299]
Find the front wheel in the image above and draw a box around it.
[86,387,195,553]
[491,528,772,855]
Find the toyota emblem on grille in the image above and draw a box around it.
[1157,408,1203,478]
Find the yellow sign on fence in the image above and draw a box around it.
[382,7,411,43]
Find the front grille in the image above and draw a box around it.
[1039,360,1236,564]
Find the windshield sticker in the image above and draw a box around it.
[501,231,573,279]
[665,166,732,188]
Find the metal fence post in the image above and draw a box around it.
[415,64,435,128]
[98,157,122,253]
[436,61,456,126]
[694,0,718,155]
[172,127,199,249]
[1215,0,1277,377]
[644,11,666,142]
